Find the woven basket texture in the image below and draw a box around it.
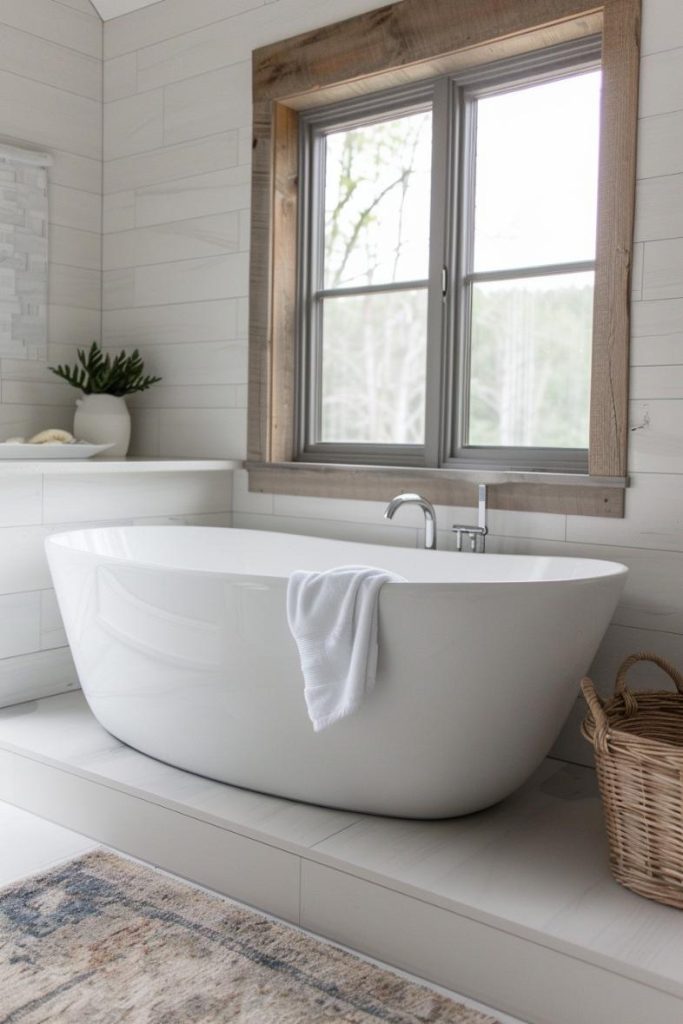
[581,652,683,910]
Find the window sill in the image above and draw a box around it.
[0,457,242,476]
[246,461,626,518]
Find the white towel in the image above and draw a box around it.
[286,565,405,732]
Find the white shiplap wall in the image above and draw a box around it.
[82,0,672,761]
[0,0,102,441]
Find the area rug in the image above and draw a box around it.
[0,850,501,1023]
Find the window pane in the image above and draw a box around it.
[467,272,593,448]
[472,71,601,272]
[323,111,432,288]
[320,290,427,444]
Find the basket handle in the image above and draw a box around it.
[614,651,683,715]
[580,677,610,752]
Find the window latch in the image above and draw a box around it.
[441,265,448,299]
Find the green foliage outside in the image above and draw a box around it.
[469,279,593,449]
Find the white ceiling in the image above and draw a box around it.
[90,0,164,20]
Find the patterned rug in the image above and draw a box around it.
[0,850,502,1023]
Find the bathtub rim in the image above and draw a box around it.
[45,525,629,588]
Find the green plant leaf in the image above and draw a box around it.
[48,341,162,396]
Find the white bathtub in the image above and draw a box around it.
[46,526,626,818]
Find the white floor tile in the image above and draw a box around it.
[0,800,97,887]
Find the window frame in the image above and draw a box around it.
[248,0,640,518]
[296,40,602,473]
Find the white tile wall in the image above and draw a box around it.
[635,174,683,241]
[103,252,249,308]
[0,0,103,448]
[50,183,102,233]
[95,0,683,768]
[0,71,100,160]
[103,132,239,195]
[102,298,240,346]
[0,22,101,100]
[642,0,683,55]
[163,63,251,147]
[103,51,137,101]
[125,166,251,228]
[0,593,42,660]
[53,0,101,18]
[103,0,272,58]
[104,88,163,159]
[0,0,101,58]
[50,225,101,271]
[103,212,241,269]
[48,152,101,196]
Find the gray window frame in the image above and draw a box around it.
[296,36,602,473]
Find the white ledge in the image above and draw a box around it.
[0,457,242,476]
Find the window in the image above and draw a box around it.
[463,69,600,460]
[298,45,601,472]
[301,101,433,455]
[248,0,640,517]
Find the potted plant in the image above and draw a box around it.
[49,342,161,456]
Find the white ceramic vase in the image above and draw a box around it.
[74,394,131,456]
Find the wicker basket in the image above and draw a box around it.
[581,652,683,909]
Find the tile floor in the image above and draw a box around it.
[0,799,525,1024]
[0,799,97,886]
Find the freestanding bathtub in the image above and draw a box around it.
[46,526,627,818]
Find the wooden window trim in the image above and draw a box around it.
[247,0,640,519]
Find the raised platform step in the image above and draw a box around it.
[0,692,681,1024]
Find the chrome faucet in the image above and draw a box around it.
[384,493,437,550]
[452,484,488,553]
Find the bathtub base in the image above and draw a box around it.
[0,691,681,1024]
[94,712,528,820]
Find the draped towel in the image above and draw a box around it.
[286,565,405,731]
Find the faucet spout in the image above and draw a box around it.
[384,492,437,550]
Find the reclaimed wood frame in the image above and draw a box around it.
[247,0,640,517]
